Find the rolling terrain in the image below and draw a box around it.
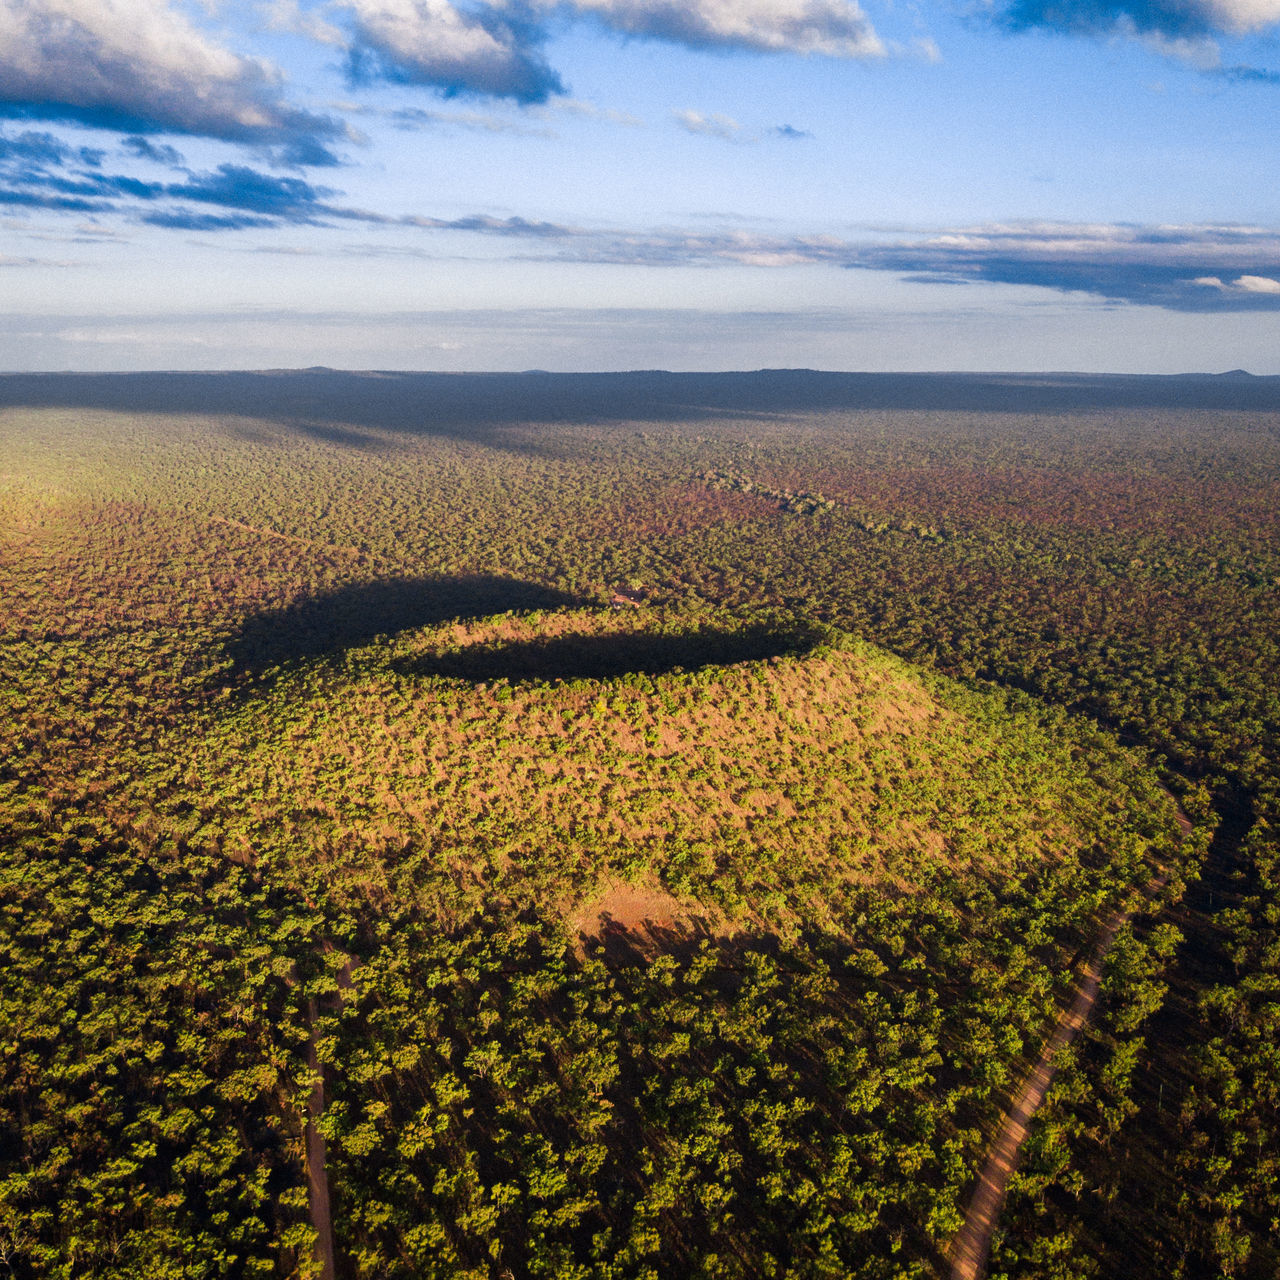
[2,370,1277,1278]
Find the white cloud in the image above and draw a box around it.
[1197,0,1280,33]
[526,0,884,57]
[1192,272,1280,293]
[1135,26,1222,70]
[0,0,345,159]
[674,109,746,141]
[260,0,346,45]
[994,0,1280,68]
[337,0,563,101]
[388,104,554,135]
[288,0,888,104]
[1,250,79,265]
[1234,273,1280,292]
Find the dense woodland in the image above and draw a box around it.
[1,371,1277,1279]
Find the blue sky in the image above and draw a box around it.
[3,0,1280,371]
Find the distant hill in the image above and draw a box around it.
[3,368,1280,433]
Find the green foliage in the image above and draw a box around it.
[2,388,1277,1276]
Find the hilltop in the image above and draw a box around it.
[153,606,1168,944]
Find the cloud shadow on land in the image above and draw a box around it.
[5,371,1280,456]
[225,574,580,674]
[395,620,823,684]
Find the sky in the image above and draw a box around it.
[2,0,1280,371]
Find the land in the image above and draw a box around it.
[1,370,1278,1279]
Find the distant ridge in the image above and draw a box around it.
[4,369,1280,425]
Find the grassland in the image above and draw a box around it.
[1,370,1277,1279]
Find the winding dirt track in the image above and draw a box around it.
[209,514,360,556]
[305,997,337,1280]
[948,841,1183,1279]
[947,922,1123,1280]
[304,950,354,1280]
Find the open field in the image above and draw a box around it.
[2,371,1278,1278]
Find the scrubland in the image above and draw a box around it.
[1,371,1276,1278]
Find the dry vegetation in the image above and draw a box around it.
[132,608,1130,937]
[2,371,1275,1279]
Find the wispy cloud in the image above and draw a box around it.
[1,250,76,265]
[841,221,1280,309]
[0,0,349,165]
[468,216,1280,310]
[3,216,128,244]
[7,132,1278,314]
[331,96,637,135]
[1216,61,1280,82]
[386,105,554,135]
[121,135,186,166]
[142,209,279,230]
[539,98,644,127]
[397,211,584,237]
[674,109,747,141]
[674,110,814,143]
[0,190,103,210]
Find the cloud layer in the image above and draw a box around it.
[327,0,884,100]
[847,222,1280,310]
[8,126,1277,316]
[0,0,884,149]
[3,4,1277,320]
[435,216,1280,310]
[0,0,346,162]
[0,128,348,225]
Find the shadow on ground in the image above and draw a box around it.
[394,620,821,684]
[225,575,580,673]
[4,369,1280,457]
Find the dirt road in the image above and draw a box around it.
[949,857,1177,1280]
[947,921,1122,1280]
[305,997,337,1280]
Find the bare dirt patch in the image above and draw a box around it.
[569,878,726,956]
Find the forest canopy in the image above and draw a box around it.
[1,370,1277,1279]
